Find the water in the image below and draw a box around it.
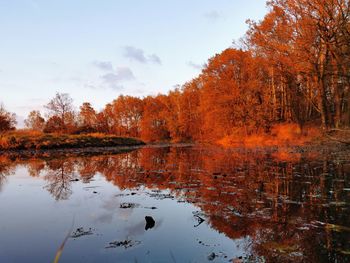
[0,145,349,262]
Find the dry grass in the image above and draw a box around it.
[217,123,322,147]
[0,130,145,150]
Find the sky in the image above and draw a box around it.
[0,0,267,126]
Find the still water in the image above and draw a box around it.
[0,145,349,263]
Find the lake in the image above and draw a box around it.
[0,145,349,262]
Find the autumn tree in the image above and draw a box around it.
[95,106,113,134]
[24,110,45,131]
[0,104,16,133]
[141,95,170,142]
[45,93,76,133]
[78,102,97,133]
[177,79,203,141]
[43,116,64,133]
[108,96,144,137]
[199,49,271,140]
[138,87,201,142]
[64,111,78,134]
[157,91,182,141]
[247,0,350,129]
[3,0,349,141]
[246,5,298,123]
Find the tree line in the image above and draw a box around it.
[1,0,349,142]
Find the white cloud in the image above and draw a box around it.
[124,46,146,63]
[93,61,113,71]
[148,54,162,65]
[204,11,222,21]
[123,46,162,64]
[101,67,135,90]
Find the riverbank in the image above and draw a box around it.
[0,131,145,151]
[0,139,348,165]
[0,128,348,154]
[217,124,350,148]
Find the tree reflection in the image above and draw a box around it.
[44,159,75,200]
[85,146,349,262]
[0,156,15,191]
[27,160,45,177]
[5,145,350,262]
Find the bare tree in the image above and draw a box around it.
[45,93,74,132]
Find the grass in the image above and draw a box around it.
[0,131,145,151]
[217,123,323,147]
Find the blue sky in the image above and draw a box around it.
[0,0,267,125]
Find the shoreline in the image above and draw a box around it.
[0,133,145,151]
[0,139,348,160]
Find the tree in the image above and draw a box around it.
[159,90,182,141]
[246,0,350,129]
[0,104,16,133]
[95,110,112,134]
[199,49,271,140]
[64,111,78,134]
[177,79,203,141]
[96,103,114,134]
[78,102,97,133]
[45,92,74,133]
[141,95,170,141]
[24,110,45,131]
[43,116,64,133]
[107,96,144,137]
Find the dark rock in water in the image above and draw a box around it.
[208,252,216,261]
[194,214,205,227]
[145,216,155,230]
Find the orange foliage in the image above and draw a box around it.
[140,95,170,142]
[271,151,302,162]
[218,124,321,147]
[0,104,16,132]
[9,0,350,144]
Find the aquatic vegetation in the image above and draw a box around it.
[106,239,141,249]
[70,227,94,238]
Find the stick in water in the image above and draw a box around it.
[53,216,75,263]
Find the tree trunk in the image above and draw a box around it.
[318,43,329,130]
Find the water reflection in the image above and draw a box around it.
[0,145,349,262]
[0,156,16,192]
[44,160,76,200]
